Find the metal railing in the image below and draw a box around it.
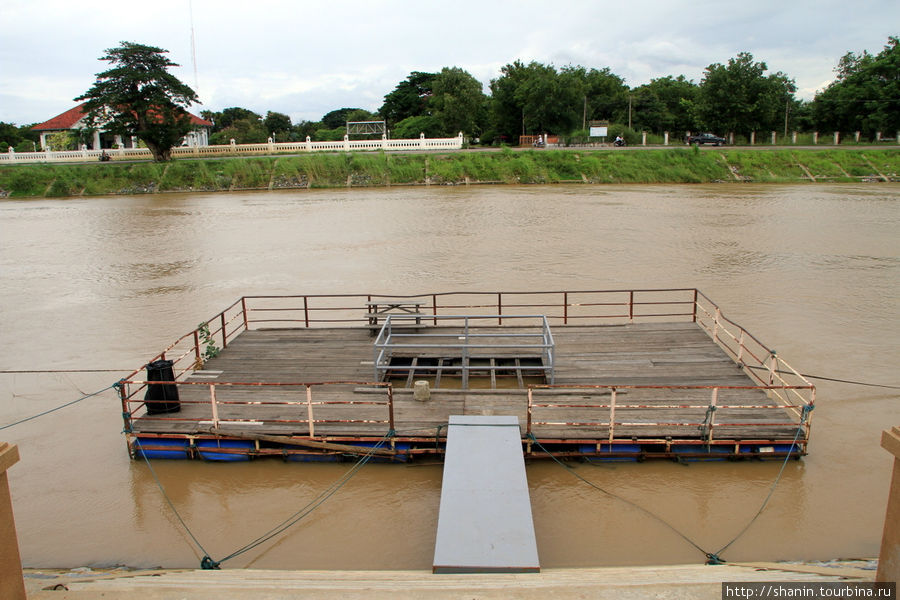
[117,289,814,444]
[526,384,813,444]
[120,380,393,436]
[373,314,555,388]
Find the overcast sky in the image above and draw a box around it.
[1,0,897,126]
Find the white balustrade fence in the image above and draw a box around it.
[1,133,464,164]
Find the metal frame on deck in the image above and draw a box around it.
[373,314,555,388]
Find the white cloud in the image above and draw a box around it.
[1,0,897,124]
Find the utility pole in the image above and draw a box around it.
[582,96,587,131]
[628,95,632,130]
[784,98,790,137]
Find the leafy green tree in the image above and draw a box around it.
[812,37,900,138]
[392,115,443,139]
[0,122,23,151]
[629,75,698,135]
[379,71,436,126]
[74,41,198,161]
[321,108,365,130]
[263,111,292,135]
[202,107,261,132]
[209,117,268,144]
[45,131,76,151]
[696,52,796,138]
[429,67,486,137]
[490,60,584,140]
[565,66,629,126]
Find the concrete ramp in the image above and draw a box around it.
[432,415,540,574]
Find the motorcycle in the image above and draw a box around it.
[613,138,626,147]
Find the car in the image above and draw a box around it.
[685,133,726,146]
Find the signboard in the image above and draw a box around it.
[589,120,609,138]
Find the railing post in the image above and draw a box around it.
[386,385,395,432]
[193,330,201,366]
[737,330,745,365]
[768,351,777,385]
[432,294,438,325]
[209,384,219,429]
[119,381,132,433]
[498,292,502,325]
[609,388,617,443]
[526,387,533,436]
[306,385,315,437]
[707,388,719,444]
[629,291,634,322]
[303,296,309,328]
[563,292,568,324]
[712,307,721,343]
[692,289,698,322]
[241,297,249,331]
[220,312,227,348]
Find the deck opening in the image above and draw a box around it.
[383,356,547,389]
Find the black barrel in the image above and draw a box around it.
[144,359,180,414]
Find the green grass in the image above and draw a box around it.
[1,148,898,198]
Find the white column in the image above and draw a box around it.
[664,131,669,146]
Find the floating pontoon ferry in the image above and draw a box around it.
[118,289,814,462]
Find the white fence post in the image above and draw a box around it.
[792,131,797,144]
[813,131,818,144]
[6,147,14,162]
[642,131,647,146]
[750,131,755,145]
[771,131,777,145]
[664,131,669,146]
[305,136,312,152]
[419,133,426,149]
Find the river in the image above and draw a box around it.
[0,183,897,569]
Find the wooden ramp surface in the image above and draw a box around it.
[433,415,540,574]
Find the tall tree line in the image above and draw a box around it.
[2,36,897,151]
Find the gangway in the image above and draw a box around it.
[432,415,540,573]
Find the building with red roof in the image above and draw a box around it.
[31,103,213,150]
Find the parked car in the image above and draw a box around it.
[685,133,726,146]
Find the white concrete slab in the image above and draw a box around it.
[432,415,540,573]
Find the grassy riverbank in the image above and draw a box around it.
[1,148,898,198]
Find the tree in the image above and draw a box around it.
[264,111,292,135]
[629,75,698,136]
[565,66,629,126]
[379,71,436,126]
[812,37,900,138]
[429,67,486,137]
[75,41,198,161]
[490,61,589,141]
[321,108,365,130]
[392,115,443,139]
[696,52,795,139]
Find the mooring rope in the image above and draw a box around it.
[527,433,715,562]
[132,437,214,563]
[134,429,395,570]
[0,384,117,431]
[528,406,808,566]
[208,429,396,568]
[708,410,810,562]
[744,366,899,390]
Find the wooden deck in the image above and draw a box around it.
[128,322,804,459]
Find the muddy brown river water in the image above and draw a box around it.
[1,183,898,569]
